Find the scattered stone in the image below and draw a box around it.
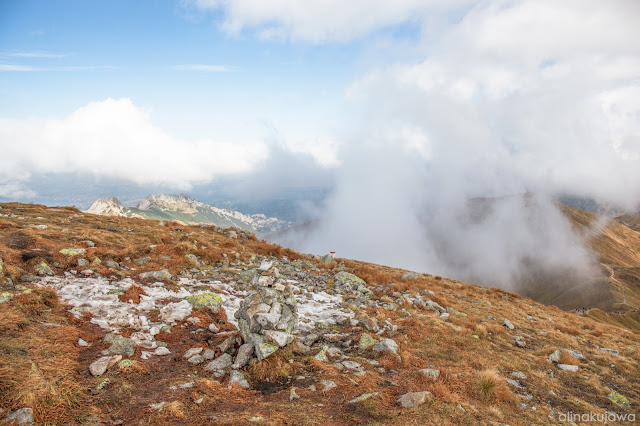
[102,333,136,356]
[118,359,134,369]
[60,248,86,256]
[229,370,250,389]
[3,407,34,424]
[205,353,233,373]
[263,330,294,348]
[155,347,171,356]
[334,272,366,288]
[188,355,205,365]
[208,323,219,333]
[160,300,192,324]
[135,256,151,265]
[514,336,526,348]
[321,380,337,393]
[77,258,89,267]
[601,348,619,357]
[139,269,172,281]
[232,344,254,369]
[557,364,578,372]
[397,391,432,409]
[420,368,440,380]
[289,386,300,401]
[503,319,515,330]
[34,261,53,276]
[548,350,561,363]
[78,338,90,347]
[401,272,419,280]
[505,378,525,389]
[186,292,223,313]
[148,402,166,410]
[184,347,204,359]
[89,355,122,376]
[359,333,376,349]
[314,345,329,362]
[373,338,399,355]
[608,390,631,408]
[348,392,379,404]
[511,371,527,380]
[203,349,216,360]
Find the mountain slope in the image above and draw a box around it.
[1,201,638,424]
[87,194,291,236]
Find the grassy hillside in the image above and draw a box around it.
[0,202,638,424]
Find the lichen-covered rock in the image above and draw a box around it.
[102,333,136,356]
[358,333,376,349]
[334,272,366,288]
[186,292,223,312]
[34,261,53,276]
[232,343,254,369]
[60,248,86,256]
[608,390,631,408]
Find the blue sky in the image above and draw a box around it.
[0,0,638,212]
[0,0,365,142]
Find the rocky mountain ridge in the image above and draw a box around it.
[87,193,291,236]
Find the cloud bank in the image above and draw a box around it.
[0,98,268,198]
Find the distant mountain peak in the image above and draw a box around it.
[85,193,291,236]
[86,197,125,216]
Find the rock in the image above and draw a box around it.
[208,323,220,333]
[511,371,527,380]
[78,338,90,347]
[139,269,172,281]
[397,391,432,409]
[608,390,631,408]
[118,359,134,369]
[439,312,450,321]
[105,260,120,269]
[232,344,254,369]
[203,349,216,360]
[229,370,250,389]
[258,260,273,271]
[263,330,294,347]
[314,345,329,362]
[218,336,240,354]
[135,256,151,264]
[334,272,366,288]
[557,364,578,372]
[77,258,89,267]
[505,378,525,389]
[188,355,205,365]
[60,248,86,256]
[160,300,192,324]
[514,336,526,348]
[289,386,300,401]
[102,334,136,356]
[320,254,334,264]
[155,347,171,356]
[205,353,233,372]
[3,407,34,424]
[503,319,515,329]
[601,348,619,357]
[34,261,53,276]
[401,272,419,280]
[348,392,379,404]
[89,355,122,376]
[321,380,337,392]
[419,368,440,380]
[186,292,223,313]
[358,316,380,332]
[548,350,561,363]
[183,347,204,359]
[235,286,297,360]
[358,333,376,349]
[373,338,398,355]
[342,360,362,370]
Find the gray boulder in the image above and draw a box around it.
[397,391,432,409]
[3,407,34,425]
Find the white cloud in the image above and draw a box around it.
[187,0,471,42]
[172,64,234,72]
[0,64,115,72]
[0,98,269,196]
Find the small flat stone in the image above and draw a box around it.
[557,364,578,372]
[397,391,432,409]
[89,355,122,376]
[348,392,379,404]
